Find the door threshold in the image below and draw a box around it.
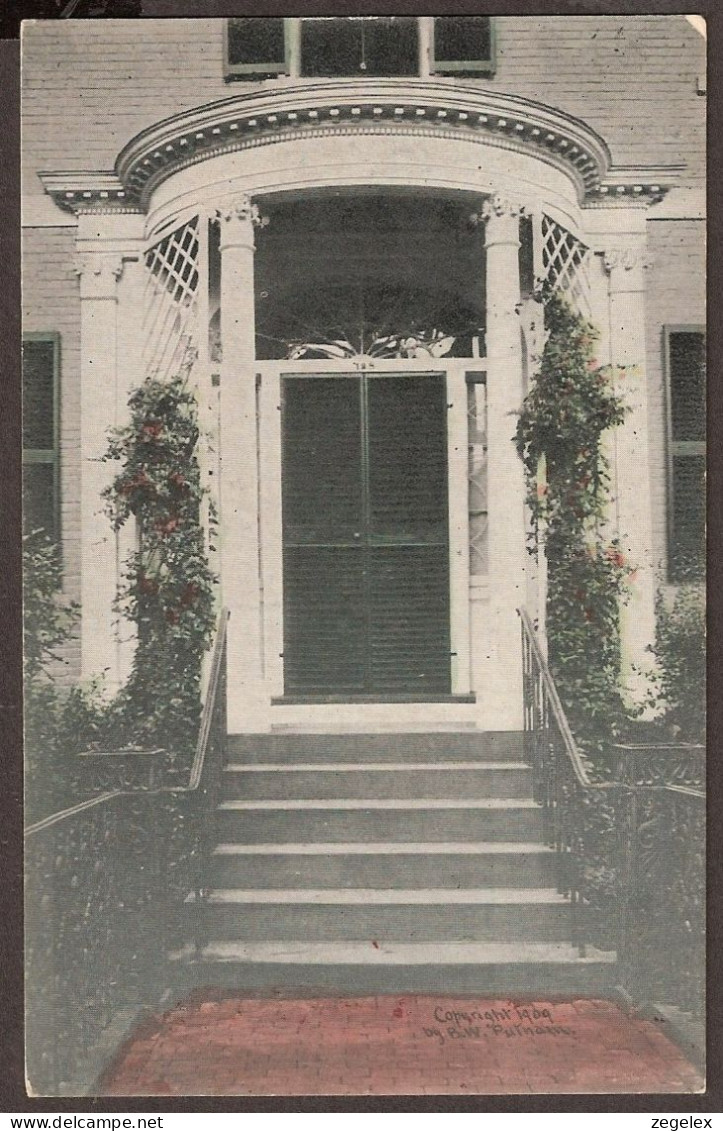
[271,694,476,705]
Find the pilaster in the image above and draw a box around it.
[76,251,125,689]
[114,255,146,684]
[603,235,657,706]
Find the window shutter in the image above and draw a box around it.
[666,327,705,581]
[431,17,496,76]
[225,18,288,79]
[22,334,60,546]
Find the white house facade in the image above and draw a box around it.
[22,16,706,737]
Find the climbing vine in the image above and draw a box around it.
[103,372,217,757]
[515,291,631,763]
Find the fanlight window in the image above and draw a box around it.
[255,282,484,361]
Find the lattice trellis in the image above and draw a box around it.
[144,217,200,381]
[540,214,592,318]
[467,380,488,576]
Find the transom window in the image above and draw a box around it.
[224,17,496,80]
[255,281,483,362]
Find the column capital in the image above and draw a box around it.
[603,244,648,273]
[475,193,528,248]
[603,240,649,293]
[216,194,269,251]
[75,252,124,300]
[481,193,529,223]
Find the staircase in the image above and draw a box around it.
[174,732,616,995]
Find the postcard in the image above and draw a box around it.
[21,13,706,1097]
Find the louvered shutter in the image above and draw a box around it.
[366,374,450,693]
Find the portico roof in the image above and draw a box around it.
[39,79,682,215]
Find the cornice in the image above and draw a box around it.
[39,80,682,214]
[38,171,141,215]
[583,166,686,209]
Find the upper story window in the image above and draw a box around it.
[666,326,705,582]
[22,332,61,546]
[225,17,288,77]
[224,17,496,81]
[431,17,495,75]
[301,17,418,78]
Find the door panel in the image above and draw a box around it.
[283,546,366,693]
[368,545,450,694]
[281,372,450,695]
[281,376,362,544]
[367,373,448,543]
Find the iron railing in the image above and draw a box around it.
[519,605,614,953]
[615,749,705,1019]
[24,608,229,1096]
[520,606,705,1017]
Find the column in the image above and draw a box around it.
[604,238,657,707]
[217,196,267,732]
[77,252,124,688]
[482,193,528,729]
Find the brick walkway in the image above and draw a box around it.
[99,993,703,1096]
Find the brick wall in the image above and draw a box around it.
[644,218,706,577]
[21,16,705,216]
[494,17,704,182]
[23,227,82,682]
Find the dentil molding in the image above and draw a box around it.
[39,80,682,216]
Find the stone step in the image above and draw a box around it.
[221,762,533,801]
[227,732,526,765]
[170,939,617,996]
[209,841,557,889]
[216,798,543,843]
[189,887,572,942]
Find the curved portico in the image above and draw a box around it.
[42,79,676,732]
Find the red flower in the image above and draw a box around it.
[606,547,626,569]
[154,516,180,536]
[138,575,158,596]
[179,581,200,607]
[168,471,187,490]
[141,421,163,441]
[165,608,179,625]
[121,470,151,494]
